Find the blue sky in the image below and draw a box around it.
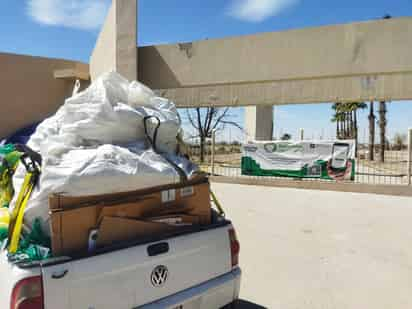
[1,0,412,142]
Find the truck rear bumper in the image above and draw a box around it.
[138,268,241,309]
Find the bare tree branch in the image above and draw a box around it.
[219,120,243,131]
[211,107,230,132]
[184,106,242,162]
[203,107,211,135]
[205,107,217,136]
[186,109,199,130]
[196,108,203,137]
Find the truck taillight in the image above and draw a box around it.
[229,228,240,267]
[10,276,44,309]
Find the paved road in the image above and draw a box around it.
[211,183,412,309]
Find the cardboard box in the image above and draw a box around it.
[48,174,209,211]
[49,177,211,256]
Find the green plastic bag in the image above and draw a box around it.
[0,144,15,155]
[8,218,52,263]
[20,218,51,249]
[0,144,22,208]
[0,223,8,241]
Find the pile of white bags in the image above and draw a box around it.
[10,72,197,235]
[30,72,180,155]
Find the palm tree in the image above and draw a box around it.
[352,102,367,134]
[332,103,344,139]
[348,109,353,137]
[332,102,366,141]
[348,102,367,156]
[393,132,407,151]
[379,101,387,162]
[331,114,340,139]
[368,101,376,161]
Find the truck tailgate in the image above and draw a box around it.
[41,225,232,309]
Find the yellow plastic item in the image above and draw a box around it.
[0,150,22,208]
[9,173,32,222]
[0,208,10,225]
[9,172,35,254]
[0,170,15,208]
[0,208,10,240]
[210,190,225,217]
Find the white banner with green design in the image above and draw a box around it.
[242,140,356,181]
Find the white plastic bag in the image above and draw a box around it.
[27,72,180,156]
[13,143,195,234]
[128,81,155,108]
[9,72,195,235]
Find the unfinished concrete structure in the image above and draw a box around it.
[1,0,411,142]
[0,53,88,139]
[90,0,412,141]
[90,0,137,81]
[136,18,412,106]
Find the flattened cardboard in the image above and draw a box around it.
[50,205,98,256]
[96,214,201,248]
[96,197,192,224]
[96,217,174,248]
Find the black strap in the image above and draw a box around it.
[14,144,42,174]
[143,116,188,183]
[143,116,161,152]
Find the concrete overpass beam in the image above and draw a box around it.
[138,17,412,107]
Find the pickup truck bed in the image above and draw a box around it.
[1,215,241,309]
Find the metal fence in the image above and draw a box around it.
[356,148,408,185]
[183,129,412,187]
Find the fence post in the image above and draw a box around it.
[211,129,216,175]
[408,128,412,185]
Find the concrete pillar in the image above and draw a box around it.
[245,106,273,142]
[300,128,304,141]
[90,0,137,81]
[116,0,138,81]
[408,128,412,185]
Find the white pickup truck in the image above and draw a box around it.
[0,210,241,309]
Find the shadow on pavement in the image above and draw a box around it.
[234,299,267,309]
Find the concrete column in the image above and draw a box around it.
[90,0,137,81]
[245,106,273,142]
[211,129,216,175]
[300,128,304,141]
[116,0,138,81]
[408,128,412,185]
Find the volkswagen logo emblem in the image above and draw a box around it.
[151,265,168,287]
